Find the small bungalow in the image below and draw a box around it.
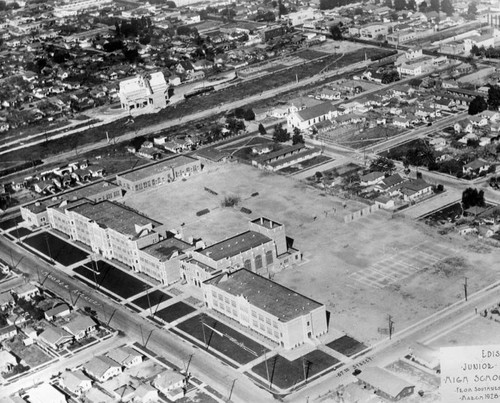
[356,367,415,401]
[44,304,71,321]
[463,159,490,175]
[83,355,122,382]
[60,370,93,396]
[360,171,385,186]
[106,346,142,369]
[62,314,97,340]
[39,325,73,350]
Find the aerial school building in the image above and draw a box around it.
[203,269,328,349]
[179,217,301,287]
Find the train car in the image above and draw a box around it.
[183,85,215,99]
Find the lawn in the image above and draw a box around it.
[251,350,340,390]
[23,232,89,266]
[131,290,171,310]
[4,336,53,368]
[327,335,368,357]
[8,227,32,238]
[296,49,330,60]
[0,216,23,231]
[153,301,195,323]
[73,260,149,299]
[175,313,268,365]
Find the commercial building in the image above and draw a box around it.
[47,199,163,270]
[119,72,169,111]
[115,156,202,194]
[53,0,112,17]
[203,269,328,349]
[356,367,415,401]
[180,217,301,287]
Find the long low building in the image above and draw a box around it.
[203,268,328,349]
[115,155,202,194]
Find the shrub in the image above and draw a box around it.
[222,195,241,207]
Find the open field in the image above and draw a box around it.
[121,162,500,345]
[23,231,88,266]
[429,316,500,348]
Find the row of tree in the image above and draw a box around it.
[468,86,500,115]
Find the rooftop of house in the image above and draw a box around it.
[44,303,70,317]
[153,369,185,388]
[117,155,199,182]
[400,179,431,194]
[39,325,72,345]
[361,171,385,182]
[62,314,96,335]
[206,269,323,322]
[69,200,161,238]
[356,367,414,398]
[198,230,272,262]
[464,158,489,169]
[141,237,192,261]
[84,355,121,378]
[61,369,92,391]
[106,346,141,365]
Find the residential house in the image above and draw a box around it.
[39,325,73,350]
[0,324,17,342]
[392,117,411,128]
[454,119,474,134]
[26,384,67,403]
[106,346,142,369]
[62,314,97,340]
[469,115,488,127]
[11,283,39,301]
[152,369,186,401]
[375,173,406,194]
[134,384,158,402]
[0,292,15,311]
[429,137,446,151]
[374,195,396,210]
[463,159,491,175]
[83,355,122,382]
[399,179,433,202]
[434,98,455,112]
[60,370,93,396]
[0,350,17,372]
[44,304,71,321]
[360,171,385,186]
[405,47,423,60]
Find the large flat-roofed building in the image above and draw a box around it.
[119,72,169,111]
[180,217,301,287]
[203,269,328,349]
[47,200,163,269]
[116,155,202,194]
[138,237,193,284]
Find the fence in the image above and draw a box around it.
[343,203,380,223]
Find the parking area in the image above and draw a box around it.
[23,231,89,266]
[349,242,450,289]
[73,260,150,300]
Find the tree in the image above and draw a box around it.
[382,70,400,84]
[462,187,485,210]
[488,85,500,110]
[273,123,290,142]
[370,156,395,174]
[441,0,454,15]
[418,1,427,12]
[292,128,305,145]
[407,0,417,11]
[467,2,477,19]
[258,123,267,135]
[234,107,245,119]
[394,0,406,11]
[166,1,176,7]
[243,109,255,121]
[330,25,343,40]
[429,0,440,12]
[468,95,488,115]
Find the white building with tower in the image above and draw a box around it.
[119,72,169,111]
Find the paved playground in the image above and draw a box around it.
[349,242,450,289]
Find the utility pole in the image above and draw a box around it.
[200,317,208,349]
[388,315,395,340]
[302,357,309,384]
[464,276,468,301]
[145,285,153,317]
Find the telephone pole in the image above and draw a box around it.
[388,315,395,340]
[464,276,468,301]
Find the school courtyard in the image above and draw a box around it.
[122,162,500,344]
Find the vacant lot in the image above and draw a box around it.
[251,350,340,390]
[4,336,53,368]
[23,232,88,266]
[74,260,149,299]
[123,163,500,345]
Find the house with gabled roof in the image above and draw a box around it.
[152,369,185,400]
[0,350,17,372]
[463,158,491,175]
[39,325,73,350]
[60,370,93,396]
[398,179,433,202]
[61,314,97,340]
[356,367,414,400]
[44,303,71,321]
[106,346,142,368]
[375,173,406,194]
[360,171,385,186]
[454,119,473,134]
[83,355,122,382]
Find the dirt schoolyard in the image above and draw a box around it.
[123,162,500,345]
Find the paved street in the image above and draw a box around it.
[0,236,275,403]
